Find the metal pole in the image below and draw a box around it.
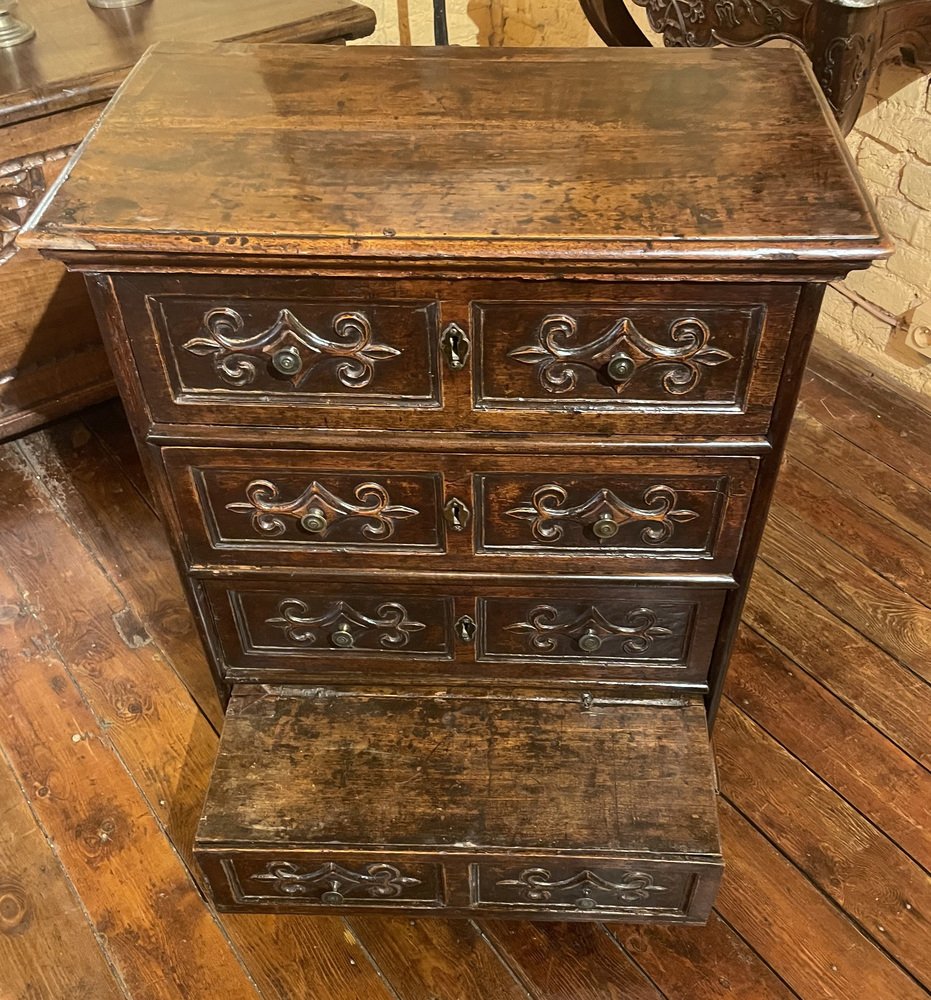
[433,0,448,45]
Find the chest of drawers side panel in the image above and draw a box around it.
[703,282,828,721]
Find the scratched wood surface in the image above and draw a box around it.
[20,45,885,266]
[0,337,929,998]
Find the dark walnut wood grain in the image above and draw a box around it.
[195,686,723,921]
[164,446,758,576]
[22,45,884,268]
[108,272,803,437]
[21,44,887,923]
[196,576,728,687]
[0,0,375,443]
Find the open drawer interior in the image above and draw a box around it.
[195,684,723,922]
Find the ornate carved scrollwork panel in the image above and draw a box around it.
[1,146,77,267]
[266,598,427,649]
[225,478,419,540]
[251,861,421,903]
[505,604,673,655]
[506,483,700,544]
[495,867,668,911]
[182,306,399,388]
[508,313,733,398]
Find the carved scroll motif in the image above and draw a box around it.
[820,33,874,114]
[506,605,672,654]
[496,867,667,909]
[226,479,418,539]
[266,598,426,648]
[507,484,700,544]
[182,307,399,388]
[1,146,77,267]
[631,0,807,48]
[251,861,421,903]
[508,314,733,396]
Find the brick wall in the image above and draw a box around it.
[822,64,931,394]
[354,4,931,393]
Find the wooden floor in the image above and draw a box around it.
[1,340,929,1000]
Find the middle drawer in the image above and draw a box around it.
[164,447,758,577]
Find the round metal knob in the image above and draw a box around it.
[577,629,603,653]
[330,625,355,648]
[575,896,597,911]
[320,889,344,904]
[271,345,302,376]
[300,508,328,533]
[592,514,620,539]
[606,352,635,382]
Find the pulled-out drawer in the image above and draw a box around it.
[196,577,727,687]
[165,447,758,576]
[195,686,723,922]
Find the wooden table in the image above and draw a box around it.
[580,0,931,133]
[0,0,375,442]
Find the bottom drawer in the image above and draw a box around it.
[196,577,727,687]
[195,685,723,923]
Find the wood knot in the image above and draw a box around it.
[74,807,126,866]
[0,882,31,936]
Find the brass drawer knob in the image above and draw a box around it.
[577,629,603,653]
[330,624,355,648]
[300,508,329,534]
[592,513,620,539]
[440,323,470,371]
[606,352,635,383]
[271,345,303,376]
[444,497,470,532]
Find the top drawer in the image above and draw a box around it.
[112,274,801,437]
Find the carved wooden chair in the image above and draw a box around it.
[580,0,931,133]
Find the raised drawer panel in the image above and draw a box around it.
[209,854,444,909]
[193,467,441,553]
[223,587,455,659]
[477,465,755,562]
[471,859,698,917]
[154,293,439,406]
[165,447,757,575]
[478,594,723,668]
[477,301,757,409]
[197,578,726,686]
[471,284,801,435]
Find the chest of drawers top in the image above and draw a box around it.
[25,42,884,273]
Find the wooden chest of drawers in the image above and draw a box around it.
[22,42,887,923]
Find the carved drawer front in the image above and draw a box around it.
[208,854,444,910]
[472,859,706,918]
[111,273,442,427]
[163,448,443,565]
[472,283,801,436]
[477,456,757,572]
[477,591,724,677]
[199,578,725,685]
[202,581,455,672]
